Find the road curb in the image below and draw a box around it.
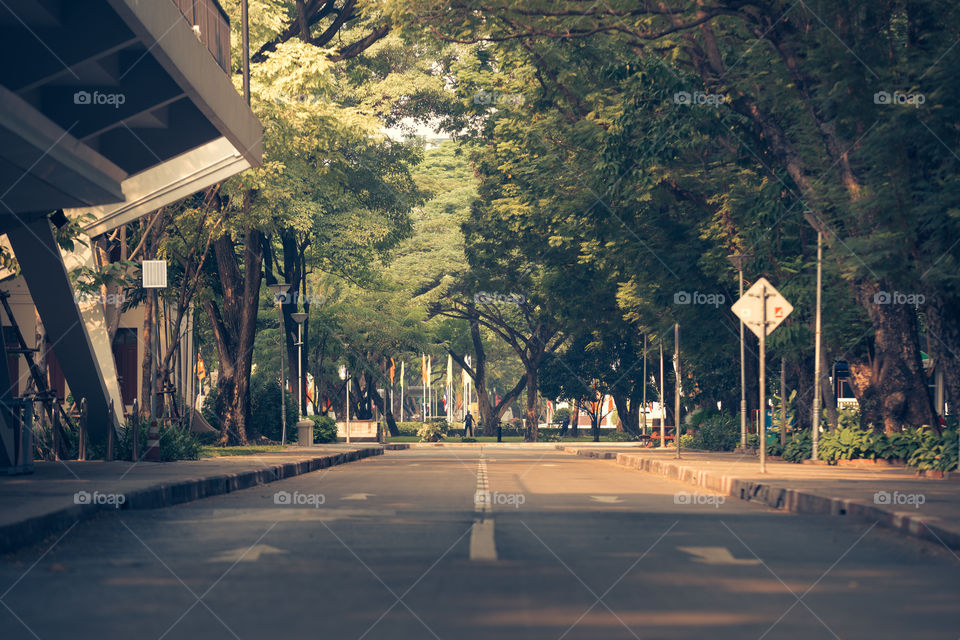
[559,446,960,551]
[0,447,383,555]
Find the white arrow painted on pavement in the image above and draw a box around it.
[341,493,375,501]
[209,544,287,563]
[677,546,762,565]
[590,496,623,504]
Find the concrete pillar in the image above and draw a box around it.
[7,217,121,444]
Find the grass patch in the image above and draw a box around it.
[200,445,288,457]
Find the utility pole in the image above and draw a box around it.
[659,341,665,449]
[728,253,751,448]
[641,333,647,436]
[759,282,767,473]
[813,229,823,460]
[674,323,681,459]
[780,357,787,448]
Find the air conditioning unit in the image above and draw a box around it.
[142,260,167,288]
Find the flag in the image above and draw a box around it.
[446,354,453,388]
[421,354,427,384]
[195,354,206,381]
[427,355,432,385]
[400,360,405,385]
[389,357,395,384]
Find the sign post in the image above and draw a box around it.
[731,277,793,474]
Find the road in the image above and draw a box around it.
[2,447,959,639]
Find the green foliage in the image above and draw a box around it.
[307,415,338,443]
[606,430,639,442]
[553,407,571,422]
[417,421,448,441]
[687,410,739,451]
[678,434,695,448]
[782,431,812,463]
[250,372,298,442]
[395,422,422,436]
[907,428,959,472]
[115,420,202,461]
[817,425,888,463]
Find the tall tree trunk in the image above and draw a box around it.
[571,399,580,438]
[925,295,960,417]
[524,366,539,441]
[858,284,936,432]
[207,217,264,445]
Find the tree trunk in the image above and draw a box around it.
[858,284,936,432]
[612,393,640,435]
[524,366,539,442]
[571,399,580,437]
[207,218,264,445]
[925,295,960,417]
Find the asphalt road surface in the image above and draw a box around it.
[2,447,959,639]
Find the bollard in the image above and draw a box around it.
[130,399,139,462]
[497,425,502,443]
[78,398,87,461]
[145,420,160,461]
[106,398,116,461]
[52,406,60,461]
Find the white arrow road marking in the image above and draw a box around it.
[470,455,498,561]
[341,493,374,501]
[209,544,287,563]
[677,546,762,565]
[590,495,623,504]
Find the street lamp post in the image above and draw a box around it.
[641,333,647,437]
[268,283,289,445]
[728,254,752,448]
[291,312,308,417]
[339,365,350,443]
[804,213,824,461]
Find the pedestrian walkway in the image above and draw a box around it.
[560,446,960,551]
[0,445,388,554]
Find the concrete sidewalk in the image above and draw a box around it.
[0,445,392,554]
[560,446,960,551]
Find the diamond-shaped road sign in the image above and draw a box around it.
[730,277,793,338]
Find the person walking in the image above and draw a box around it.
[464,411,475,437]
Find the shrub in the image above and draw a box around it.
[678,434,695,448]
[249,372,298,442]
[687,410,739,451]
[907,428,958,471]
[115,419,202,461]
[307,415,338,443]
[817,425,888,463]
[418,421,448,441]
[396,422,422,436]
[553,407,571,422]
[782,430,812,463]
[606,430,639,442]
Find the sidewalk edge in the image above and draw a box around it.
[0,447,383,555]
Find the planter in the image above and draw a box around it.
[835,458,905,467]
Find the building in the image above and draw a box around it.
[0,0,261,470]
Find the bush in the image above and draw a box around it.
[817,424,888,463]
[907,428,958,471]
[607,430,639,442]
[553,407,571,422]
[396,422,422,436]
[307,415,338,443]
[782,430,812,463]
[115,419,202,461]
[249,372,298,442]
[678,434,695,448]
[687,411,739,451]
[418,421,447,442]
